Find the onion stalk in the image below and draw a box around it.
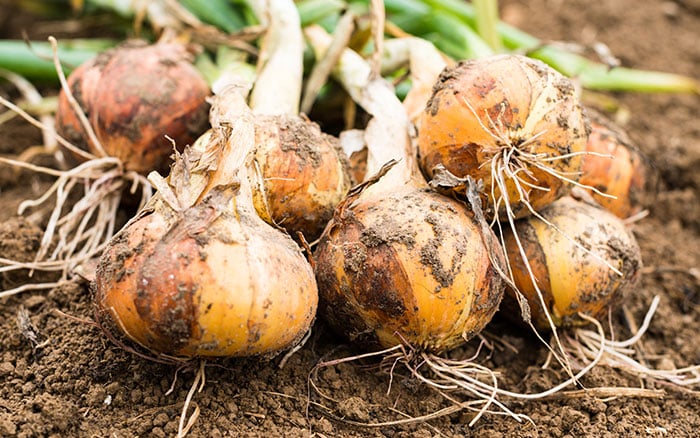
[386,0,699,93]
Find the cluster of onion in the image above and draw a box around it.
[92,0,355,358]
[412,55,644,332]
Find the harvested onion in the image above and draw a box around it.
[417,54,590,221]
[243,0,351,242]
[579,111,649,218]
[55,40,210,174]
[502,196,642,329]
[307,26,505,353]
[94,86,318,357]
[250,115,351,242]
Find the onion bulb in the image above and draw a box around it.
[315,180,505,352]
[417,54,590,221]
[502,196,642,329]
[579,112,649,219]
[307,26,505,353]
[55,40,210,174]
[94,86,318,358]
[250,115,352,242]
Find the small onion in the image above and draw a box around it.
[55,40,210,174]
[502,196,643,329]
[94,88,318,358]
[579,112,649,218]
[250,115,352,242]
[417,54,590,221]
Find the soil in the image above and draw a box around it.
[1,0,699,437]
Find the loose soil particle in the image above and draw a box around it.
[1,0,699,436]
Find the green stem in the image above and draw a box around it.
[179,0,246,32]
[416,0,699,93]
[0,39,114,82]
[430,11,493,59]
[473,0,502,52]
[296,0,346,26]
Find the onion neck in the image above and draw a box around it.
[182,84,258,212]
[305,25,422,191]
[249,0,303,115]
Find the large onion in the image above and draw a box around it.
[417,54,590,221]
[94,87,318,358]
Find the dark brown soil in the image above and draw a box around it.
[1,1,699,437]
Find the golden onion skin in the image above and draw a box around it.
[502,196,642,330]
[580,116,649,219]
[417,54,590,220]
[314,185,505,353]
[55,41,210,174]
[95,190,318,358]
[251,115,352,242]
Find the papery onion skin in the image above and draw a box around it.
[417,54,590,220]
[502,196,642,330]
[314,186,505,353]
[55,41,210,174]
[251,115,352,242]
[580,114,649,219]
[95,189,318,358]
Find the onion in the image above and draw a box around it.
[94,86,318,357]
[307,26,505,353]
[501,196,643,330]
[242,0,351,242]
[579,111,649,219]
[417,54,590,221]
[55,40,210,174]
[250,114,351,242]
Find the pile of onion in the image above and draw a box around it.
[417,54,590,221]
[94,85,318,357]
[307,25,505,353]
[55,40,211,174]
